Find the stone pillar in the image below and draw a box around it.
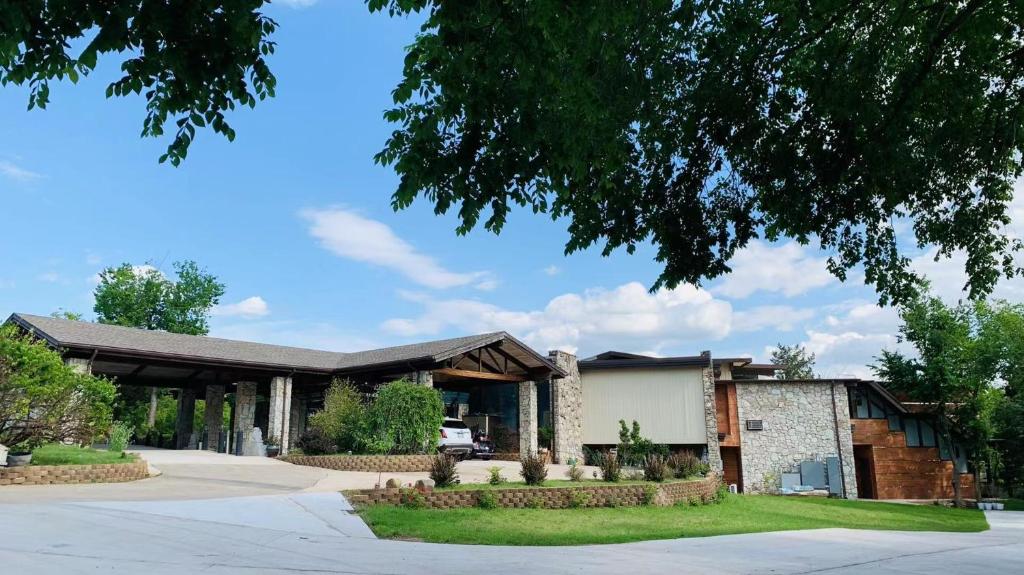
[415,370,434,387]
[175,388,197,450]
[700,353,724,475]
[268,376,293,454]
[518,380,538,456]
[65,357,91,374]
[233,381,257,455]
[548,350,584,464]
[204,385,225,452]
[832,383,859,498]
[288,397,307,451]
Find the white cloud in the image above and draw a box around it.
[301,208,494,290]
[382,281,733,356]
[732,305,816,333]
[212,296,270,319]
[543,265,561,276]
[713,240,835,299]
[275,0,319,7]
[0,159,42,182]
[800,330,900,379]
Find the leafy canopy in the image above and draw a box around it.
[770,344,817,379]
[371,0,1024,305]
[0,1,277,166]
[93,261,225,336]
[307,379,367,453]
[361,379,444,455]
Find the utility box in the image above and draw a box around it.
[826,457,843,496]
[800,460,828,489]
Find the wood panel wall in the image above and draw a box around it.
[852,419,974,499]
[715,383,740,447]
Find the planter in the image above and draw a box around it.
[0,445,8,467]
[994,503,1005,511]
[266,446,281,458]
[7,452,32,467]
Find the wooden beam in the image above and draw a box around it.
[432,368,527,382]
[490,345,532,373]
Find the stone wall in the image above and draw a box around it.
[281,454,435,472]
[736,381,857,497]
[205,384,225,452]
[548,350,584,464]
[701,363,723,474]
[0,460,149,486]
[233,381,257,455]
[518,381,538,456]
[347,475,720,509]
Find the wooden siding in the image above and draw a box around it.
[581,367,706,444]
[715,382,740,447]
[852,418,974,499]
[720,446,742,491]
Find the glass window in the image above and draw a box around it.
[855,390,870,419]
[905,419,921,447]
[919,420,937,447]
[869,399,888,419]
[939,433,952,459]
[442,420,468,429]
[887,414,902,432]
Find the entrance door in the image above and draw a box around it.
[853,445,876,499]
[720,446,743,492]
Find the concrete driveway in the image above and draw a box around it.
[2,449,1022,574]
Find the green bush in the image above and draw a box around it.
[487,466,506,485]
[477,492,498,509]
[520,454,548,485]
[617,420,668,467]
[567,488,589,508]
[598,451,622,482]
[295,427,336,455]
[401,489,426,509]
[526,496,543,509]
[667,451,701,478]
[429,454,459,488]
[360,379,444,454]
[643,454,668,482]
[642,484,658,505]
[0,326,116,449]
[107,421,133,452]
[308,379,366,452]
[565,461,584,482]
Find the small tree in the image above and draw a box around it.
[769,344,816,379]
[307,379,366,452]
[360,379,444,454]
[0,326,117,450]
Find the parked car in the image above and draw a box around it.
[439,418,474,457]
[471,430,495,460]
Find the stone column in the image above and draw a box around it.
[288,397,307,451]
[204,385,225,452]
[548,350,584,464]
[700,353,724,475]
[518,380,538,456]
[832,383,859,498]
[268,376,293,453]
[65,357,91,374]
[233,381,257,455]
[415,370,434,387]
[175,388,197,450]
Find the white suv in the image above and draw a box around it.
[438,418,473,457]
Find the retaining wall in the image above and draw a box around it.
[0,460,149,486]
[347,475,720,509]
[282,454,434,472]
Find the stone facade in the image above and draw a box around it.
[233,381,258,455]
[415,370,434,387]
[288,397,307,450]
[204,384,225,452]
[346,476,720,509]
[0,460,149,486]
[65,357,91,374]
[175,388,197,449]
[701,363,724,474]
[736,381,857,497]
[518,381,538,456]
[548,350,584,464]
[268,376,293,454]
[282,454,435,472]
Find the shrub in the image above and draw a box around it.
[568,488,589,508]
[668,451,701,479]
[642,484,658,505]
[487,466,506,485]
[477,492,498,509]
[360,379,444,454]
[538,425,553,450]
[295,427,336,455]
[696,461,711,477]
[714,482,730,503]
[687,495,702,506]
[307,380,366,452]
[520,454,548,485]
[598,452,622,482]
[643,454,668,482]
[526,496,543,509]
[617,420,668,466]
[429,454,459,488]
[107,421,133,453]
[626,470,645,481]
[565,461,584,482]
[401,489,426,509]
[385,478,400,488]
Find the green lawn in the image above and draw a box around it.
[30,444,137,466]
[360,494,988,546]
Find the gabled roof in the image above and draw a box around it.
[579,350,711,371]
[6,313,563,377]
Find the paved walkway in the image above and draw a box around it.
[2,449,1022,574]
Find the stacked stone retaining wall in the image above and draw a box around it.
[0,460,148,486]
[282,454,434,472]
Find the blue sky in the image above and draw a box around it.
[2,1,1022,378]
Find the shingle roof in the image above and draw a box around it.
[6,313,557,375]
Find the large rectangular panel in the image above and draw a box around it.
[581,367,706,444]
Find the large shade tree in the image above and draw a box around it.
[3,2,1024,304]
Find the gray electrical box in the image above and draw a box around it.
[826,457,843,496]
[800,460,827,489]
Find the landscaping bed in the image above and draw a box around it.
[29,444,138,466]
[359,494,989,546]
